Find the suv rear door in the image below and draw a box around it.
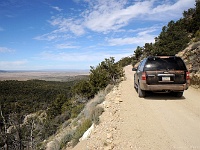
[144,56,188,85]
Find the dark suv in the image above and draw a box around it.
[132,56,190,97]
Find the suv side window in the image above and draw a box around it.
[137,61,142,72]
[138,59,146,72]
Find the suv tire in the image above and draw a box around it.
[173,92,183,97]
[138,82,146,97]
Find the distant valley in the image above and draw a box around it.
[0,70,89,81]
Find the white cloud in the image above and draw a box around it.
[33,32,71,41]
[34,17,85,41]
[107,27,157,46]
[83,0,195,32]
[107,36,153,46]
[39,49,132,64]
[128,25,161,33]
[0,47,14,53]
[51,6,63,12]
[49,17,85,36]
[152,0,194,13]
[55,44,79,49]
[0,60,28,70]
[83,0,152,32]
[146,0,195,21]
[34,33,59,41]
[35,0,195,41]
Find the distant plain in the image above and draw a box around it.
[0,71,89,81]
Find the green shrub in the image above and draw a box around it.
[60,132,73,149]
[72,57,124,100]
[47,94,67,119]
[72,80,93,100]
[91,106,104,125]
[71,104,84,118]
[194,30,200,42]
[72,119,92,147]
[117,56,133,67]
[83,90,106,119]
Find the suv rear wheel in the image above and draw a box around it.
[138,82,146,97]
[173,92,183,97]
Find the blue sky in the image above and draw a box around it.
[0,0,195,70]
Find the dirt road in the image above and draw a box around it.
[73,65,200,150]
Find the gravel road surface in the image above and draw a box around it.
[73,65,200,150]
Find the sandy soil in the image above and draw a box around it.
[73,65,200,150]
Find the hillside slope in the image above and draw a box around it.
[73,65,200,150]
[177,41,200,88]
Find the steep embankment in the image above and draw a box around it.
[177,41,200,88]
[73,65,200,150]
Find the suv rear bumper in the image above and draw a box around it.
[141,83,189,91]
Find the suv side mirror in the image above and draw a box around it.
[132,68,137,71]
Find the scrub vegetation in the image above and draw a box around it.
[0,1,200,149]
[0,57,124,149]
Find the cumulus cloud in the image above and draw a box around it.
[152,0,194,13]
[34,17,85,41]
[49,16,85,36]
[51,6,62,12]
[107,27,157,46]
[35,0,194,41]
[0,47,14,53]
[145,0,195,21]
[83,0,152,32]
[83,0,195,32]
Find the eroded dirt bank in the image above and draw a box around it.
[73,65,200,150]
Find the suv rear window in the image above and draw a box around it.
[144,57,187,71]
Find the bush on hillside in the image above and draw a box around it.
[194,30,200,42]
[117,56,133,67]
[91,106,104,125]
[153,20,190,55]
[72,119,92,147]
[72,57,124,100]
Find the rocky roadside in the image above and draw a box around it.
[72,83,124,150]
[177,41,200,88]
[71,42,200,150]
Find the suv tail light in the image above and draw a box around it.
[142,72,146,80]
[186,72,190,80]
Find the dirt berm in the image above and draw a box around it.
[73,65,200,150]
